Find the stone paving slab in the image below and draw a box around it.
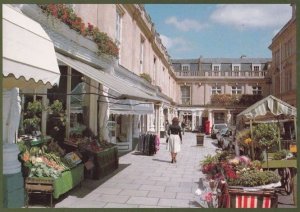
[97,194,130,204]
[139,184,165,192]
[126,196,159,205]
[104,203,139,208]
[158,198,191,207]
[119,189,149,197]
[147,190,176,199]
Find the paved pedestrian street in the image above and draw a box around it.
[53,132,216,208]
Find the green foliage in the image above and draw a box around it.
[26,100,42,116]
[50,100,64,115]
[273,150,290,160]
[201,154,219,166]
[228,169,280,187]
[140,73,152,83]
[253,123,279,150]
[24,100,43,133]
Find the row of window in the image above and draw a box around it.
[181,85,262,104]
[181,64,261,72]
[211,86,261,95]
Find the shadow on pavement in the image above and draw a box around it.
[152,158,171,163]
[52,163,131,206]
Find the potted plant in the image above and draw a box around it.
[253,123,280,161]
[47,100,66,142]
[23,100,42,135]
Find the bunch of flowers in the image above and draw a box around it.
[39,4,119,58]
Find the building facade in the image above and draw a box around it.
[172,58,271,131]
[268,3,296,107]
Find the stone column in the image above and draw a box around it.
[133,115,140,138]
[208,109,213,132]
[88,79,98,135]
[98,84,109,142]
[66,66,72,139]
[127,115,133,150]
[192,111,196,131]
[41,87,48,136]
[159,106,164,132]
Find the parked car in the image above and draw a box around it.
[217,128,233,148]
[216,127,230,147]
[211,123,227,139]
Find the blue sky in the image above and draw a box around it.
[145,4,292,59]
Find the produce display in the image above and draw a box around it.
[18,138,81,179]
[82,139,116,153]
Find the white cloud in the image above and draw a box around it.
[165,16,206,32]
[160,34,192,52]
[210,4,291,29]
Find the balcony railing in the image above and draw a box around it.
[175,70,266,78]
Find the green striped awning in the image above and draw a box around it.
[237,95,296,121]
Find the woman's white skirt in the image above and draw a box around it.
[167,134,181,153]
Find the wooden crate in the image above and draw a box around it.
[25,177,54,207]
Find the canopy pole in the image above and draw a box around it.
[277,118,281,151]
[250,119,254,160]
[294,117,297,142]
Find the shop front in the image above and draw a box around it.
[2,5,61,208]
[109,99,155,152]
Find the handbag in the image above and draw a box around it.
[166,138,169,143]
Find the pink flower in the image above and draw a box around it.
[204,192,213,202]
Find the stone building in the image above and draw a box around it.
[268,3,296,107]
[172,58,271,131]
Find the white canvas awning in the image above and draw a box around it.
[56,52,161,102]
[2,5,60,88]
[110,99,154,115]
[237,95,297,121]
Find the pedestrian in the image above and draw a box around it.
[181,121,186,135]
[167,117,182,163]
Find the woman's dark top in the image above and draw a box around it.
[168,125,182,141]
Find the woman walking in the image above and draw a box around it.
[167,117,182,163]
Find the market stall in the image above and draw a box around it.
[18,136,84,207]
[236,95,297,205]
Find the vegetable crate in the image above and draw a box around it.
[25,177,54,208]
[227,187,278,208]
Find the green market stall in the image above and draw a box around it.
[236,95,297,205]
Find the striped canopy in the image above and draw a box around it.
[237,95,296,121]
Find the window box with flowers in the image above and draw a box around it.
[38,4,119,58]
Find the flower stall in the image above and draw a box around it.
[236,95,297,205]
[197,152,281,208]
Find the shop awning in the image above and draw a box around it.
[56,52,161,102]
[109,99,154,115]
[237,95,297,121]
[2,5,60,88]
